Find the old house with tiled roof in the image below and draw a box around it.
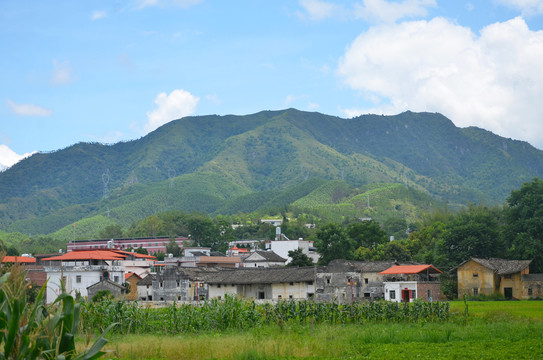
[205,266,317,300]
[453,257,533,299]
[243,250,287,268]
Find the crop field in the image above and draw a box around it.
[88,300,543,359]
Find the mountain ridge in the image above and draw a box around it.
[1,109,542,236]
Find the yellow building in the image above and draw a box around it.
[453,258,531,299]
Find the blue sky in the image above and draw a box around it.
[1,0,543,168]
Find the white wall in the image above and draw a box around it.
[383,281,417,302]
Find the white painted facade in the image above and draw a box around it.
[383,281,417,303]
[265,239,319,264]
[44,261,125,303]
[208,281,315,300]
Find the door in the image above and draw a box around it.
[504,287,513,299]
[402,289,410,303]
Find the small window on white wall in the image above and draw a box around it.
[76,275,81,283]
[390,290,396,300]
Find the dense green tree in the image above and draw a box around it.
[135,245,148,255]
[315,223,353,265]
[502,178,543,272]
[98,224,124,239]
[128,215,165,237]
[287,248,314,267]
[186,215,217,247]
[441,204,503,268]
[406,221,447,265]
[347,220,387,249]
[383,217,408,240]
[165,238,182,257]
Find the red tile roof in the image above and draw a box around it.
[379,264,442,275]
[41,250,126,261]
[2,256,36,264]
[111,249,156,259]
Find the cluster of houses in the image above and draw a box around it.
[3,235,543,304]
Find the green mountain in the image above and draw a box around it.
[1,109,542,236]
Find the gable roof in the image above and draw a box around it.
[42,250,126,261]
[87,279,126,290]
[453,258,532,275]
[380,264,442,275]
[125,272,142,280]
[325,259,401,273]
[204,266,316,285]
[2,256,36,264]
[243,250,286,263]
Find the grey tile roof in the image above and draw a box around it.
[522,274,543,281]
[137,274,154,286]
[453,258,532,275]
[244,250,287,263]
[324,259,401,273]
[204,266,316,285]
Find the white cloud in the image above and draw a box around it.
[495,0,543,15]
[0,144,36,169]
[297,0,338,20]
[6,99,52,116]
[354,0,436,23]
[145,89,199,133]
[50,60,76,85]
[91,10,108,20]
[205,94,221,106]
[337,17,543,148]
[135,0,201,9]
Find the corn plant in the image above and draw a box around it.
[0,261,114,359]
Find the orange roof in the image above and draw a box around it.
[2,256,36,264]
[125,272,142,280]
[379,265,442,275]
[42,250,125,261]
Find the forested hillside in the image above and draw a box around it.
[1,108,543,237]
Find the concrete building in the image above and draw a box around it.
[380,265,442,302]
[67,236,189,255]
[42,250,126,303]
[265,238,319,264]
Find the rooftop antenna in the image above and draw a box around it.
[102,169,110,199]
[168,168,176,188]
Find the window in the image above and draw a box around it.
[504,274,512,279]
[473,288,478,296]
[217,296,222,300]
[326,279,331,284]
[427,289,432,298]
[390,290,396,300]
[178,296,181,301]
[289,295,293,299]
[114,276,119,283]
[364,278,369,284]
[364,293,370,298]
[159,282,163,288]
[411,290,416,299]
[307,280,313,285]
[176,281,180,287]
[473,273,478,278]
[290,282,294,286]
[528,287,533,296]
[278,295,282,299]
[258,291,265,299]
[76,275,82,283]
[307,293,314,299]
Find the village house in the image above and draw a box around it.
[315,259,400,303]
[380,265,442,302]
[41,249,139,303]
[205,266,317,301]
[265,236,319,264]
[87,279,126,300]
[453,257,535,299]
[145,266,215,302]
[242,250,286,268]
[124,272,142,301]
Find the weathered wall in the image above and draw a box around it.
[499,269,528,299]
[457,260,497,297]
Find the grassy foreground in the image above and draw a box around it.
[98,301,543,360]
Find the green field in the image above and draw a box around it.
[98,300,543,360]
